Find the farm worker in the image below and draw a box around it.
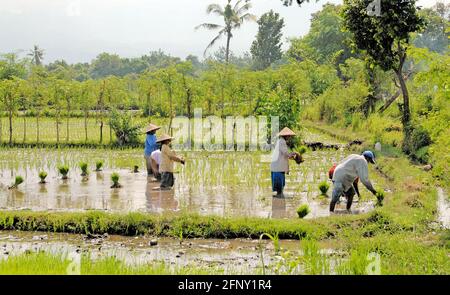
[156,134,185,190]
[150,149,162,181]
[270,127,298,196]
[144,123,161,177]
[330,151,378,212]
[328,164,361,200]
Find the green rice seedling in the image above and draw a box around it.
[297,145,308,155]
[79,162,89,177]
[110,172,121,188]
[179,229,184,245]
[57,165,70,180]
[95,160,104,172]
[376,190,385,207]
[258,232,281,275]
[319,181,330,195]
[38,171,48,184]
[296,204,311,219]
[8,176,24,189]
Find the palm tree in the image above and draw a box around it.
[28,45,44,66]
[196,0,256,63]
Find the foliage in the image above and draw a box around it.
[108,110,141,146]
[288,4,355,68]
[251,10,285,70]
[196,0,256,63]
[413,4,449,54]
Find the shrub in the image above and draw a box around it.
[58,165,70,179]
[95,161,104,172]
[109,109,141,146]
[38,171,48,184]
[79,162,89,177]
[297,204,311,219]
[319,181,330,195]
[111,172,121,188]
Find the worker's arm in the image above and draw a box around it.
[357,162,377,195]
[167,148,185,164]
[353,180,361,198]
[279,139,290,157]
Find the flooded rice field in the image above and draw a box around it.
[0,146,383,218]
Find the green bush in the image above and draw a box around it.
[109,110,141,146]
[296,204,311,219]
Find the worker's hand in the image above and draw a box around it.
[180,159,186,165]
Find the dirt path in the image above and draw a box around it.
[437,187,449,229]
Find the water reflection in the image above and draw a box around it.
[145,182,179,213]
[271,196,287,219]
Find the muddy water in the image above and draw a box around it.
[0,144,381,218]
[0,230,309,273]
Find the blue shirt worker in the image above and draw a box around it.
[144,123,161,176]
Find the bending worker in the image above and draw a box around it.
[330,151,378,212]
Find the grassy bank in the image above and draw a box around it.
[0,252,223,275]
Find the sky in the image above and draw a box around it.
[0,0,443,64]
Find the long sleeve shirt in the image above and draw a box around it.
[332,154,375,192]
[270,138,290,173]
[144,134,157,156]
[160,144,181,173]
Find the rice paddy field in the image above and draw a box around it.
[0,124,448,275]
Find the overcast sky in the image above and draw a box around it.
[0,0,442,64]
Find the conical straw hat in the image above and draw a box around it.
[278,127,296,137]
[156,134,174,143]
[144,123,161,133]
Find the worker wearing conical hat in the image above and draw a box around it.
[144,123,161,177]
[156,134,185,190]
[270,127,297,196]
